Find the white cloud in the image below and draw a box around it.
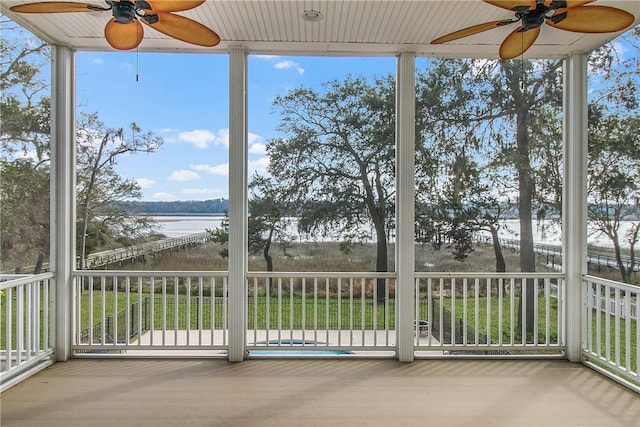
[249,156,269,176]
[176,128,231,149]
[274,60,305,75]
[91,57,104,65]
[151,192,174,200]
[191,163,229,176]
[249,142,267,155]
[168,170,200,181]
[248,132,263,146]
[176,129,220,149]
[136,178,155,188]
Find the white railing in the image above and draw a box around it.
[0,273,55,392]
[583,275,639,392]
[72,271,228,355]
[246,272,396,353]
[415,273,565,355]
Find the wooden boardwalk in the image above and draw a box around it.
[85,232,211,268]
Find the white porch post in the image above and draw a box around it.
[563,54,588,363]
[395,52,416,362]
[227,47,248,362]
[51,45,76,361]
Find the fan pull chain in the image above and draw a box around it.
[136,23,140,82]
[520,32,525,91]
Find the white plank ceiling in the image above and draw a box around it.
[1,0,639,58]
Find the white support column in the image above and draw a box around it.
[51,45,76,361]
[227,47,248,362]
[563,54,588,362]
[395,52,416,362]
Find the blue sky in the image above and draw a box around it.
[76,52,396,201]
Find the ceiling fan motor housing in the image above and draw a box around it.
[108,0,157,24]
[109,0,136,23]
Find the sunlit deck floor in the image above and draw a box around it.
[1,358,638,427]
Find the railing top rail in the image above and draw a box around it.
[247,271,396,279]
[415,272,565,279]
[583,274,640,292]
[73,270,229,278]
[0,272,55,289]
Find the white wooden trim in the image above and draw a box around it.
[51,45,76,362]
[395,52,416,362]
[227,47,248,362]
[563,54,588,362]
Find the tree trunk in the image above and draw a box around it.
[34,252,45,274]
[490,226,506,273]
[515,108,536,337]
[373,215,388,303]
[612,237,630,284]
[264,228,274,297]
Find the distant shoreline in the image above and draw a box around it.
[138,213,227,217]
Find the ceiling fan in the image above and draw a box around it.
[9,0,220,50]
[431,0,635,60]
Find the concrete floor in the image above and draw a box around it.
[1,358,638,427]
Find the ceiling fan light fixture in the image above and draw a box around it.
[302,10,323,22]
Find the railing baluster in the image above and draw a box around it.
[509,278,515,346]
[325,278,330,346]
[302,277,307,344]
[6,288,13,371]
[614,287,620,367]
[137,276,143,347]
[474,278,479,347]
[521,278,526,346]
[198,276,203,346]
[100,277,106,346]
[337,278,342,347]
[125,276,131,348]
[427,278,433,346]
[605,284,611,363]
[173,276,179,345]
[185,276,191,347]
[277,277,282,344]
[486,277,491,346]
[462,278,468,345]
[451,278,456,346]
[498,277,503,346]
[360,278,366,345]
[16,285,23,365]
[289,277,294,345]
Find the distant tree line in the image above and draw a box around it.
[114,199,229,215]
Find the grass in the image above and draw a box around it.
[587,310,638,376]
[441,294,561,345]
[123,239,558,273]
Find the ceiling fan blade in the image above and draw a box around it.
[104,18,144,50]
[499,26,540,60]
[432,20,515,44]
[10,1,102,13]
[483,1,536,11]
[142,12,220,47]
[562,1,597,8]
[143,0,204,13]
[547,6,635,33]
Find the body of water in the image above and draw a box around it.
[152,215,636,249]
[153,215,226,238]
